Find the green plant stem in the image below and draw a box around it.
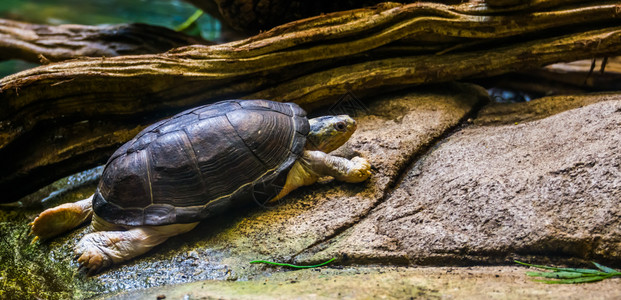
[175,9,203,32]
[250,258,336,269]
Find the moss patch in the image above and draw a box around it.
[0,209,103,299]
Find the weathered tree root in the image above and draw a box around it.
[0,18,210,64]
[1,1,620,202]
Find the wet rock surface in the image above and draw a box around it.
[2,84,620,299]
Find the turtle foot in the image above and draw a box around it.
[74,231,117,275]
[74,227,168,275]
[345,156,372,183]
[74,221,199,275]
[31,197,93,240]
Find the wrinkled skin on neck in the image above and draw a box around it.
[305,115,356,153]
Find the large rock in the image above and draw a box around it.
[305,94,621,266]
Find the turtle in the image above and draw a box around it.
[30,99,371,274]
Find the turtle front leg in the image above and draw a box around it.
[30,196,94,241]
[303,150,371,183]
[272,150,371,202]
[74,215,199,275]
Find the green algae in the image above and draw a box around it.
[0,167,104,299]
[0,209,103,299]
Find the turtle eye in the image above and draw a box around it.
[334,121,347,132]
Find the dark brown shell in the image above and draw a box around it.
[93,100,309,226]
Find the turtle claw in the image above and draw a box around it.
[346,156,372,183]
[90,266,105,277]
[75,248,108,276]
[30,236,40,245]
[77,263,86,274]
[76,262,102,277]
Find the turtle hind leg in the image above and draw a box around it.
[30,195,94,241]
[75,215,199,275]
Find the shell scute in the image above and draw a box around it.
[99,150,150,208]
[143,204,176,225]
[197,101,241,119]
[186,114,268,199]
[226,109,295,168]
[148,131,205,207]
[157,113,198,135]
[127,132,157,153]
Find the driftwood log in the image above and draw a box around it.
[0,18,210,64]
[1,1,620,202]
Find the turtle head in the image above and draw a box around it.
[306,115,357,153]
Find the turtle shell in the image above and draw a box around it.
[93,99,309,226]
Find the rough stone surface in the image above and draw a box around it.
[308,95,621,266]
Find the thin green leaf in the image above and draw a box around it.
[534,275,610,284]
[525,271,596,279]
[249,258,336,269]
[517,260,621,284]
[516,260,567,271]
[515,260,601,274]
[591,262,619,274]
[565,268,605,274]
